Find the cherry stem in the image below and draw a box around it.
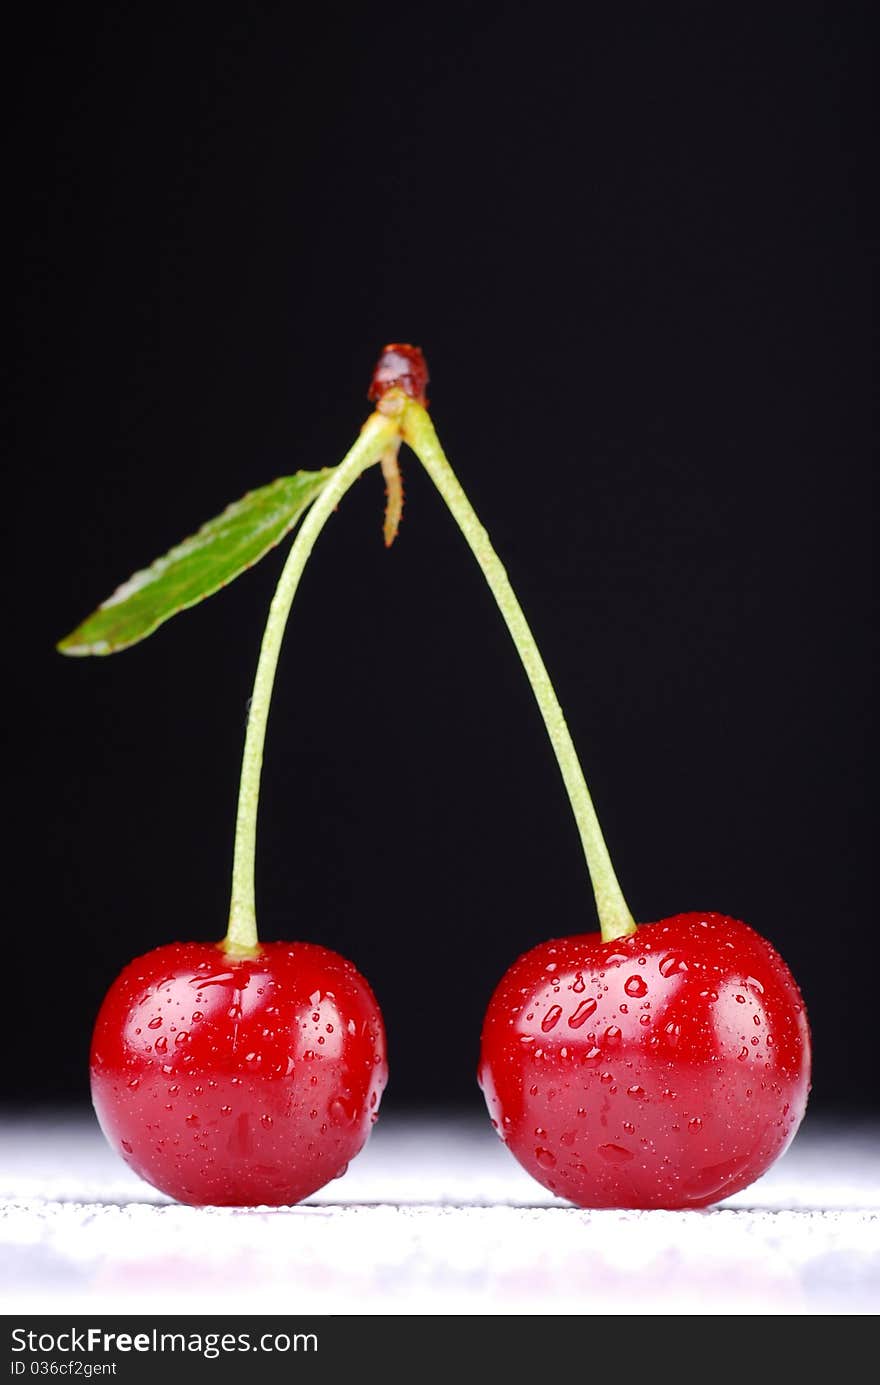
[224,409,401,954]
[400,399,637,943]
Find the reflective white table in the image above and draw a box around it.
[1,1111,877,1315]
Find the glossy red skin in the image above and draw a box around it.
[479,913,810,1209]
[91,940,387,1206]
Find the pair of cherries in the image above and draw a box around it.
[79,343,809,1209]
[92,909,810,1209]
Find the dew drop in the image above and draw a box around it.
[260,1114,273,1129]
[659,953,688,978]
[688,1116,703,1133]
[597,1143,633,1163]
[624,975,647,998]
[568,998,598,1029]
[572,974,586,994]
[330,1096,357,1124]
[626,1084,646,1101]
[735,994,746,1004]
[535,1148,557,1169]
[121,1140,133,1154]
[175,1031,189,1047]
[148,1017,163,1030]
[664,1021,681,1046]
[753,1014,762,1026]
[738,1047,749,1061]
[541,1004,563,1033]
[154,1036,168,1054]
[582,1045,602,1063]
[560,1131,575,1146]
[127,1077,139,1089]
[622,1121,635,1134]
[604,1025,622,1045]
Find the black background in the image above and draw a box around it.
[7,5,874,1117]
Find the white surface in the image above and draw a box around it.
[1,1112,878,1314]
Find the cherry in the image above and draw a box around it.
[91,940,386,1206]
[479,913,810,1208]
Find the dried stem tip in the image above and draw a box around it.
[368,343,429,406]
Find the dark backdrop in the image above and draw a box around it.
[7,6,874,1116]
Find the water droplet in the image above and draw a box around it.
[747,975,765,994]
[618,1003,629,1014]
[529,1083,539,1096]
[545,963,557,973]
[600,1072,614,1086]
[751,1036,759,1046]
[624,975,647,998]
[185,1114,200,1127]
[535,1147,557,1168]
[244,1051,261,1064]
[260,1114,273,1129]
[735,994,746,1004]
[330,1095,357,1124]
[639,1014,651,1026]
[121,1140,133,1154]
[626,1085,646,1100]
[572,974,586,994]
[738,1047,749,1061]
[154,1036,168,1054]
[303,1049,314,1061]
[753,1014,762,1026]
[622,1121,635,1134]
[542,1004,563,1032]
[227,1005,241,1021]
[309,990,321,1006]
[175,1031,189,1046]
[519,1034,535,1047]
[127,1077,139,1089]
[333,1163,349,1180]
[560,1131,575,1146]
[663,1021,681,1046]
[148,1017,163,1030]
[347,1019,357,1036]
[582,1045,602,1063]
[568,997,597,1028]
[597,1143,633,1163]
[604,1025,622,1045]
[191,1011,204,1022]
[369,1091,377,1108]
[688,1116,703,1133]
[659,953,688,978]
[220,1105,232,1116]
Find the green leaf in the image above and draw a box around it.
[58,468,336,655]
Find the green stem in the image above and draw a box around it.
[401,400,636,943]
[224,410,400,953]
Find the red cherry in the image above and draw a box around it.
[478,912,810,1209]
[91,940,387,1206]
